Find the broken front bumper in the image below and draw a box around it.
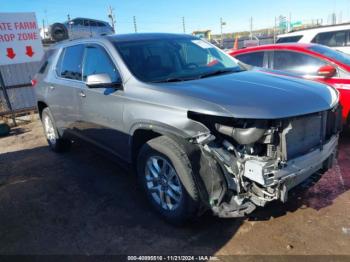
[275,134,338,191]
[244,134,338,190]
[213,134,339,218]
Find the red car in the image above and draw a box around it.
[228,43,350,125]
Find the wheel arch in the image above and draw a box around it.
[129,122,191,165]
[37,101,48,119]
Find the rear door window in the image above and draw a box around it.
[276,35,303,43]
[235,52,265,67]
[273,51,327,76]
[57,44,84,80]
[312,30,347,47]
[82,44,121,82]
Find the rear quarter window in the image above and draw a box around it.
[38,49,56,74]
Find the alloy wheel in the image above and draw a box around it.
[43,115,57,145]
[145,156,182,210]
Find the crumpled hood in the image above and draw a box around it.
[156,69,338,119]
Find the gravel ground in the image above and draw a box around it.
[0,117,349,255]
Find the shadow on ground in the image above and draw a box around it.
[0,128,349,255]
[0,143,243,255]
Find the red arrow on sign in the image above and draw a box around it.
[6,48,16,59]
[25,46,34,57]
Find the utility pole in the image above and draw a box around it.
[42,19,45,33]
[133,16,137,33]
[332,12,337,24]
[182,16,186,33]
[288,12,292,32]
[220,17,226,48]
[249,16,253,40]
[44,9,49,27]
[273,16,277,43]
[108,5,116,32]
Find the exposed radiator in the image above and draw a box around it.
[282,113,323,160]
[281,106,341,161]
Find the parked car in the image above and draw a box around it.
[41,17,114,42]
[34,34,341,224]
[228,43,350,126]
[277,23,350,54]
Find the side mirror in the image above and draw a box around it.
[86,73,122,88]
[317,65,336,78]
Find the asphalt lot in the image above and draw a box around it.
[0,117,349,255]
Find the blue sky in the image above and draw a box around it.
[2,0,350,34]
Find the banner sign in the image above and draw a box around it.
[0,12,44,65]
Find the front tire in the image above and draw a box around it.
[41,107,71,153]
[137,136,200,224]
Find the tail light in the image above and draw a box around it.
[31,79,38,87]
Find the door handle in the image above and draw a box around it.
[79,91,86,98]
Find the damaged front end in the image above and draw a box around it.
[187,106,342,218]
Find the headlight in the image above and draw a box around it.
[327,84,339,107]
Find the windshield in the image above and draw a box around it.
[308,45,350,65]
[113,37,243,82]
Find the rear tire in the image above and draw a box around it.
[41,107,71,153]
[137,136,200,225]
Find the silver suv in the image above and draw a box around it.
[43,18,114,42]
[34,33,341,224]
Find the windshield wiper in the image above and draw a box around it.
[198,68,242,79]
[151,77,196,83]
[150,68,243,83]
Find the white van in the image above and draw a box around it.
[277,23,350,54]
